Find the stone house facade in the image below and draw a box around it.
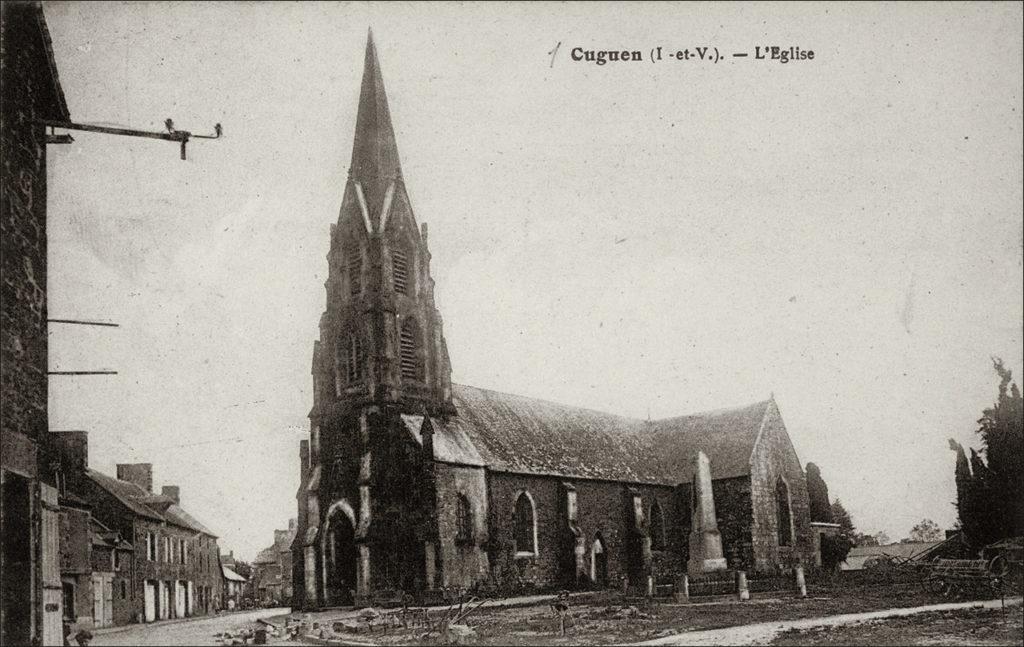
[1,3,70,643]
[52,432,223,624]
[292,33,815,609]
[252,520,296,606]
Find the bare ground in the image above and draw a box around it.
[294,582,1021,646]
[769,606,1023,646]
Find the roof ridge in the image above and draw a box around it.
[452,383,643,425]
[453,383,771,425]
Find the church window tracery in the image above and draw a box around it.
[455,494,473,544]
[513,491,537,556]
[650,500,666,550]
[776,477,793,547]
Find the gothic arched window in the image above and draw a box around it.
[513,492,537,556]
[455,494,473,545]
[392,248,410,295]
[650,500,666,551]
[346,240,362,298]
[399,317,421,381]
[776,477,793,547]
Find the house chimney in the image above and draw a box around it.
[161,485,180,504]
[116,463,153,493]
[51,431,89,473]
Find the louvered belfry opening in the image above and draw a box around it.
[399,317,420,381]
[346,334,364,384]
[336,333,365,392]
[392,249,409,295]
[346,240,362,298]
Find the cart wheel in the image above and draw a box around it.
[924,575,949,596]
[989,556,1009,578]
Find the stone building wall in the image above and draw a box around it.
[1,1,64,448]
[486,472,681,591]
[434,463,489,590]
[749,403,814,571]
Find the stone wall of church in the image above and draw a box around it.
[434,463,489,590]
[485,472,682,591]
[749,404,814,571]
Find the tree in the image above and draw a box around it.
[907,519,943,543]
[806,463,833,523]
[977,358,1024,537]
[232,560,253,580]
[831,499,854,535]
[873,531,891,546]
[949,358,1024,548]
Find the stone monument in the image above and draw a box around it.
[688,451,728,575]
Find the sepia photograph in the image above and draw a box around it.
[1,1,1022,645]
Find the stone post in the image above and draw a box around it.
[794,565,807,598]
[673,574,689,603]
[646,575,654,598]
[736,571,750,601]
[687,451,728,575]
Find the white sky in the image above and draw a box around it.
[44,1,1022,561]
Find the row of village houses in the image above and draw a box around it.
[45,429,301,632]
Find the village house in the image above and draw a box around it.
[50,431,224,624]
[253,520,296,606]
[221,562,248,611]
[1,3,71,643]
[292,33,818,609]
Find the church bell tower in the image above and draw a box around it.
[298,30,454,609]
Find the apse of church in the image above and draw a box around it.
[293,31,815,610]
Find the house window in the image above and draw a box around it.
[650,500,666,551]
[62,581,75,620]
[776,478,793,547]
[346,240,362,298]
[120,580,127,599]
[114,549,120,570]
[147,532,157,561]
[164,536,171,563]
[399,318,421,381]
[455,494,473,544]
[513,492,537,556]
[392,249,409,295]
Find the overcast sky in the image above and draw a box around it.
[44,1,1022,560]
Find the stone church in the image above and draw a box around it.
[292,33,814,609]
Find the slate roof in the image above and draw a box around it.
[403,384,774,486]
[223,565,247,582]
[86,469,217,536]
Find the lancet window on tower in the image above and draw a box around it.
[335,332,365,394]
[399,317,421,381]
[346,240,363,298]
[392,248,409,295]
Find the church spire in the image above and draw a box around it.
[349,29,402,213]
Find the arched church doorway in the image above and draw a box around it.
[323,503,357,606]
[591,533,609,587]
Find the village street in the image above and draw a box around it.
[90,608,299,646]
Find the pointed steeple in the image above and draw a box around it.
[349,29,402,214]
